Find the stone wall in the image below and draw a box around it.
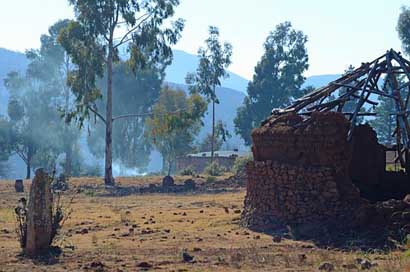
[176,156,236,173]
[241,112,370,230]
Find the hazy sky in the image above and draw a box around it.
[0,0,408,79]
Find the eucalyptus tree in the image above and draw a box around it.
[145,86,207,175]
[27,19,82,176]
[186,26,232,162]
[59,0,184,185]
[234,22,308,145]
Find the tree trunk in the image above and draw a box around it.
[167,160,172,176]
[211,93,216,163]
[26,160,31,180]
[104,41,115,186]
[64,56,72,177]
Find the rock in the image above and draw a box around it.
[15,179,24,193]
[25,168,53,256]
[182,251,194,263]
[162,176,174,187]
[318,262,335,271]
[184,179,196,191]
[297,254,307,262]
[136,261,153,269]
[90,261,105,272]
[272,236,282,243]
[359,259,376,270]
[404,194,410,205]
[80,228,89,234]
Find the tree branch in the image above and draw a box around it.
[88,106,107,124]
[114,12,153,49]
[112,107,189,122]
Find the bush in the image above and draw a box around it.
[179,165,196,176]
[232,155,252,176]
[204,161,226,176]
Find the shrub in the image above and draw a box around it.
[179,165,196,176]
[204,161,226,176]
[232,155,252,176]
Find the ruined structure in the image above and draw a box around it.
[242,49,410,231]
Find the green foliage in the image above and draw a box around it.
[198,120,231,152]
[59,0,185,125]
[186,26,232,103]
[398,6,410,56]
[86,62,163,170]
[205,175,217,183]
[179,165,196,176]
[234,21,309,145]
[370,76,405,145]
[0,20,83,178]
[186,26,232,158]
[204,161,226,176]
[232,155,252,176]
[145,86,207,175]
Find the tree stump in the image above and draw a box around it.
[15,179,24,193]
[25,168,53,256]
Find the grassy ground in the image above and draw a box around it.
[1,176,410,271]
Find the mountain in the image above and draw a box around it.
[166,50,249,94]
[303,74,340,89]
[0,48,28,115]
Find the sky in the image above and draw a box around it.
[0,0,408,79]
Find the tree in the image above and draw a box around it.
[198,120,231,152]
[398,6,410,56]
[4,71,63,179]
[370,76,406,145]
[59,0,184,185]
[145,86,207,175]
[234,22,309,145]
[87,62,164,172]
[26,19,82,177]
[186,26,232,163]
[0,117,12,178]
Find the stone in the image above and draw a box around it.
[15,179,24,193]
[162,176,174,187]
[136,261,153,269]
[25,168,53,256]
[318,262,335,271]
[182,251,194,263]
[184,179,196,191]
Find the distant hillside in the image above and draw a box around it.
[303,74,340,89]
[165,50,250,94]
[0,48,28,115]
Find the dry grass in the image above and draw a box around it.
[1,177,410,271]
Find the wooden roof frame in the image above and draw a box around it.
[270,49,410,170]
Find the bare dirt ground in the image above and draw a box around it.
[1,176,410,271]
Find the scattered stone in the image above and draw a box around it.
[136,261,153,269]
[184,179,196,191]
[234,209,241,214]
[162,176,175,187]
[318,262,335,271]
[15,179,24,193]
[182,251,194,263]
[193,247,202,252]
[297,254,307,263]
[272,236,282,243]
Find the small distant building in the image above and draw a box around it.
[176,149,251,174]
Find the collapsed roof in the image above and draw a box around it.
[264,49,410,169]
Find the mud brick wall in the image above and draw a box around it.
[242,112,370,230]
